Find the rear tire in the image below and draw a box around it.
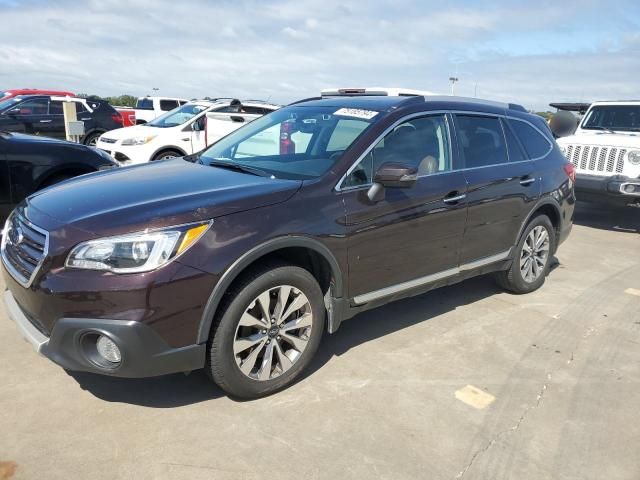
[207,262,325,399]
[496,214,556,294]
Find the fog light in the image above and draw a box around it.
[96,335,121,363]
[624,184,637,194]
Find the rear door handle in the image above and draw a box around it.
[39,119,52,123]
[443,192,467,204]
[520,176,536,186]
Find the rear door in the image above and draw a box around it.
[454,113,538,264]
[45,100,67,139]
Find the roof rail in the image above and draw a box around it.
[288,96,323,105]
[424,95,527,112]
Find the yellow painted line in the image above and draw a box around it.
[625,288,640,297]
[455,385,495,410]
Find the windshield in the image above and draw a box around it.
[199,105,379,180]
[582,105,640,132]
[146,103,209,128]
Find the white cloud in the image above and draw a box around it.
[0,0,637,110]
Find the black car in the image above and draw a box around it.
[0,131,118,221]
[1,95,575,399]
[0,95,123,146]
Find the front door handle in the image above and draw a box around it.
[520,176,536,186]
[443,192,467,204]
[39,119,52,123]
[181,138,190,141]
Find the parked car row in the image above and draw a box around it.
[0,94,123,146]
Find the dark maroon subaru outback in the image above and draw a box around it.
[1,95,575,398]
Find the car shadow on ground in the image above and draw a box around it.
[573,201,639,233]
[69,275,507,407]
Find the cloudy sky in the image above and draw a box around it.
[1,0,639,110]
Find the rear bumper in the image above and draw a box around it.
[575,174,640,207]
[3,289,206,377]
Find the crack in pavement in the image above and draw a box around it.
[455,377,550,479]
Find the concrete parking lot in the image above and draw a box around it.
[0,202,638,480]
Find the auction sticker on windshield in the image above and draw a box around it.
[334,108,379,120]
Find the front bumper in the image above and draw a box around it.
[95,141,153,165]
[3,289,206,377]
[575,173,640,207]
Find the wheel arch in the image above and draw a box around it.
[36,164,97,189]
[81,128,106,144]
[197,236,345,343]
[151,145,187,160]
[516,198,563,251]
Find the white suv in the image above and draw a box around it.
[556,101,640,208]
[96,99,280,165]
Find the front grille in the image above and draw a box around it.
[565,144,626,174]
[1,213,49,287]
[100,137,117,144]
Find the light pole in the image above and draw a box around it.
[449,77,459,96]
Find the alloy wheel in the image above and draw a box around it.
[233,285,313,381]
[520,225,550,283]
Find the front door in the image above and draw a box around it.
[341,113,468,303]
[453,114,539,264]
[4,97,53,137]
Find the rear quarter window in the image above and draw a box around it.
[508,119,552,159]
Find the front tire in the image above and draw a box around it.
[207,263,325,399]
[496,214,556,294]
[152,150,182,161]
[82,131,103,147]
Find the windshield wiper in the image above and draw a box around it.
[207,159,270,177]
[589,126,616,134]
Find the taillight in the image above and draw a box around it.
[112,113,123,125]
[563,162,576,183]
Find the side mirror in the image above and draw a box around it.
[367,162,418,202]
[192,121,201,131]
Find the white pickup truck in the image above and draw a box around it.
[556,101,640,208]
[133,96,188,124]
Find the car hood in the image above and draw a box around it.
[557,131,640,149]
[24,159,302,236]
[99,124,167,140]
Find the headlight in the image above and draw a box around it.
[558,144,567,156]
[121,136,156,146]
[66,222,211,273]
[627,150,640,166]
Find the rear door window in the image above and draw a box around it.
[455,115,508,168]
[49,101,64,115]
[508,119,552,159]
